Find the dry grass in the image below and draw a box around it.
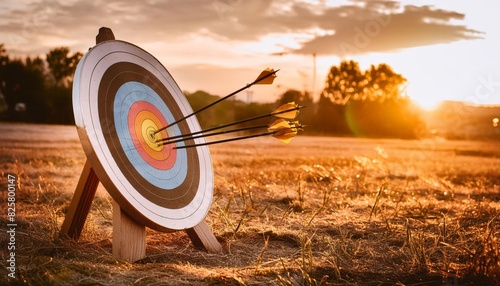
[1,123,499,285]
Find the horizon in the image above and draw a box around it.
[1,0,499,109]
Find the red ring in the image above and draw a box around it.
[128,101,176,170]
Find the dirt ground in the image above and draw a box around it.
[0,122,499,285]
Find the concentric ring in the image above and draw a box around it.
[128,101,176,170]
[111,78,191,193]
[72,40,213,231]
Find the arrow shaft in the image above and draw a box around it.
[173,131,276,149]
[172,125,302,149]
[154,69,279,135]
[159,124,269,146]
[156,105,301,143]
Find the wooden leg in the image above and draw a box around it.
[62,159,219,259]
[112,200,146,262]
[61,160,100,239]
[185,220,223,253]
[61,28,115,240]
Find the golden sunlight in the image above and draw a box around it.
[410,96,443,111]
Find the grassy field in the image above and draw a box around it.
[1,123,499,285]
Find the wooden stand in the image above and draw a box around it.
[60,160,99,239]
[112,200,146,262]
[60,27,222,262]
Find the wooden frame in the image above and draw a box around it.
[60,27,222,262]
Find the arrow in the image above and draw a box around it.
[271,102,301,120]
[268,119,302,144]
[154,68,279,135]
[158,123,269,146]
[254,67,278,84]
[159,119,298,147]
[172,120,303,149]
[156,102,303,144]
[173,131,276,149]
[272,127,298,144]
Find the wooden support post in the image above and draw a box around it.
[61,160,99,239]
[112,201,146,262]
[185,220,223,253]
[95,27,147,262]
[96,26,115,43]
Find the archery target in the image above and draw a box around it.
[73,40,213,231]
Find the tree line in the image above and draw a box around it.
[315,60,423,138]
[0,44,82,124]
[0,44,423,138]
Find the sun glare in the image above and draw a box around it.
[411,97,442,111]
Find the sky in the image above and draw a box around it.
[1,0,499,109]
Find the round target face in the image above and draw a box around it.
[73,40,213,231]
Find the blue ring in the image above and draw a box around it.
[114,81,188,190]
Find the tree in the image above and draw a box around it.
[316,60,423,138]
[44,47,83,124]
[322,60,367,104]
[0,45,8,115]
[0,58,46,122]
[46,47,82,87]
[0,44,7,67]
[0,45,83,124]
[25,56,46,75]
[364,63,407,102]
[186,90,236,129]
[276,89,313,107]
[314,93,350,134]
[0,44,9,93]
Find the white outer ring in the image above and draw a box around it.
[73,40,213,230]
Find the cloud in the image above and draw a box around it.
[289,2,483,56]
[199,0,483,56]
[0,0,213,54]
[0,0,483,57]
